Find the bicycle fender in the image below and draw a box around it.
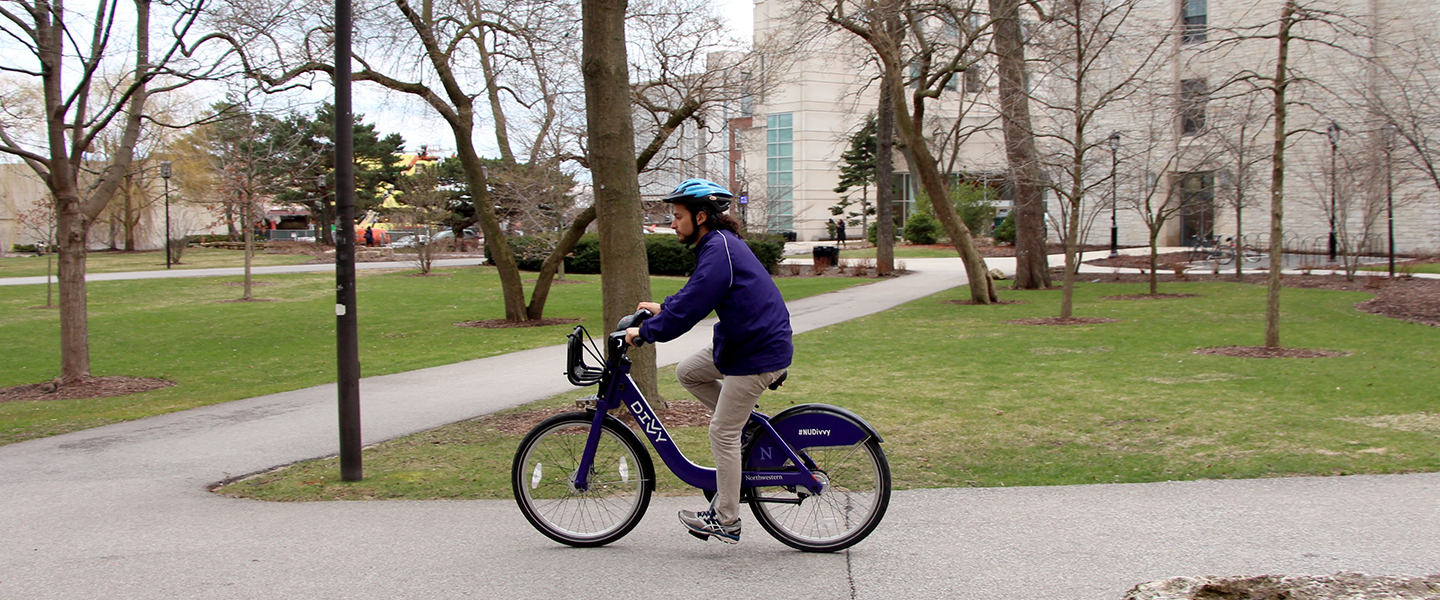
[747,404,883,470]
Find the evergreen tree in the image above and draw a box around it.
[833,115,879,234]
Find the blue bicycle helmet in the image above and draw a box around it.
[662,178,733,213]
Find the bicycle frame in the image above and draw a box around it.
[570,331,826,497]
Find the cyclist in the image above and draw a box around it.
[624,178,793,544]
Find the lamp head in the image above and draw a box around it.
[1107,132,1121,151]
[160,161,172,179]
[1326,121,1342,145]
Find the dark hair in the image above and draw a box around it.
[700,208,744,239]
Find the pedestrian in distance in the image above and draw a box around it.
[624,178,793,545]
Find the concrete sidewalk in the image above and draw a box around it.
[1,255,1436,599]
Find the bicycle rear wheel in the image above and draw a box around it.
[745,423,890,552]
[512,412,653,547]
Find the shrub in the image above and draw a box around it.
[646,235,696,276]
[483,235,556,271]
[951,183,997,234]
[567,233,602,273]
[993,213,1016,245]
[903,212,940,245]
[745,234,785,274]
[494,232,780,276]
[167,236,192,264]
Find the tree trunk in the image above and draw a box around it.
[243,199,254,300]
[55,198,92,384]
[1265,1,1295,349]
[989,0,1050,289]
[1149,230,1160,295]
[454,138,529,321]
[582,0,657,398]
[875,58,897,276]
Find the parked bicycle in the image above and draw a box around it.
[511,309,891,552]
[1190,235,1262,266]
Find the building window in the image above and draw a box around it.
[1180,78,1207,135]
[766,113,794,231]
[964,64,983,94]
[1181,0,1207,44]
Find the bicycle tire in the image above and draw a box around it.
[512,411,654,547]
[744,410,891,552]
[1243,245,1263,263]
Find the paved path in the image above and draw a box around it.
[2,255,1437,599]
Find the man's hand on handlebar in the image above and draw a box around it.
[624,302,661,347]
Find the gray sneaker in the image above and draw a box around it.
[679,509,740,544]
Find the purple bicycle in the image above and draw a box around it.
[511,310,891,552]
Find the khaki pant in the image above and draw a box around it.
[676,346,786,525]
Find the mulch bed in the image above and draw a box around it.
[1085,252,1194,270]
[405,272,453,277]
[482,400,714,435]
[1193,346,1349,359]
[1005,317,1119,326]
[0,376,174,403]
[1073,272,1440,329]
[220,281,272,287]
[455,318,583,329]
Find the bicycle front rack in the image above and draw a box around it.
[566,326,605,387]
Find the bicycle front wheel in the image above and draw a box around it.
[511,412,653,547]
[747,435,891,552]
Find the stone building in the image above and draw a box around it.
[729,0,1440,255]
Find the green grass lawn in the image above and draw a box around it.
[0,268,864,445]
[0,248,316,278]
[1359,262,1440,274]
[219,280,1440,501]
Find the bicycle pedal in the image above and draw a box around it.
[574,395,599,410]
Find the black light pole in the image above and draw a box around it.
[1326,121,1341,262]
[160,161,172,269]
[334,0,362,482]
[1108,132,1121,257]
[1383,123,1397,278]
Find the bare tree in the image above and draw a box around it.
[0,0,237,383]
[824,0,998,303]
[989,0,1050,289]
[1025,0,1167,318]
[1206,0,1371,348]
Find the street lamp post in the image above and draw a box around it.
[1382,123,1397,278]
[1326,121,1342,262]
[160,161,173,269]
[1108,132,1121,257]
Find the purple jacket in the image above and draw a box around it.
[637,229,793,376]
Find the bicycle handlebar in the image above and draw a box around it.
[615,309,654,346]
